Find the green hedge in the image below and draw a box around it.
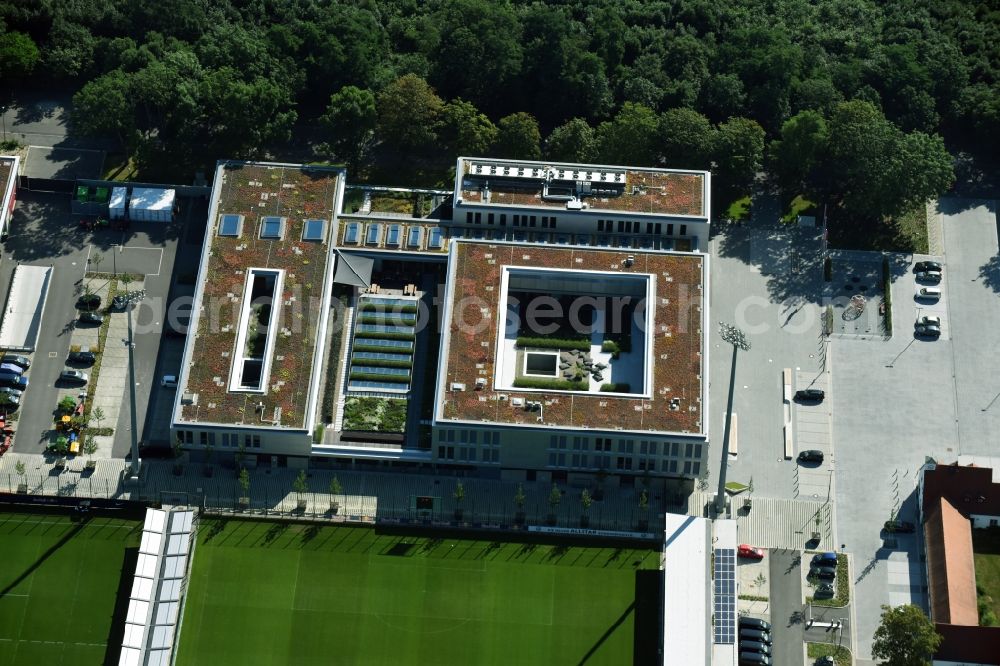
[352,343,414,353]
[513,377,586,390]
[351,356,412,369]
[358,314,417,326]
[349,371,411,383]
[355,330,415,341]
[599,383,631,392]
[881,256,892,337]
[516,337,590,352]
[360,303,418,314]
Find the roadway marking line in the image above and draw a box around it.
[118,247,164,276]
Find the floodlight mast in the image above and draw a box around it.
[714,323,751,517]
[121,289,146,477]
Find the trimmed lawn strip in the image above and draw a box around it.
[0,511,140,662]
[806,642,851,660]
[808,553,850,607]
[177,520,657,666]
[972,527,1000,624]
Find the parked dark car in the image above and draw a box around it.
[0,386,23,398]
[814,583,835,598]
[795,388,825,401]
[79,312,104,325]
[884,519,916,533]
[915,323,941,338]
[0,354,30,370]
[810,565,837,580]
[0,372,28,390]
[739,617,772,632]
[0,363,23,375]
[68,351,96,365]
[914,261,942,272]
[798,450,825,463]
[76,294,101,311]
[915,270,942,284]
[811,552,838,567]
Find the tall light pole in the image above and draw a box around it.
[120,288,146,477]
[715,323,751,517]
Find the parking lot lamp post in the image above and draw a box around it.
[121,289,145,477]
[714,323,751,517]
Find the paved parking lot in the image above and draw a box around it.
[708,207,827,503]
[0,190,204,457]
[792,369,833,502]
[831,197,998,658]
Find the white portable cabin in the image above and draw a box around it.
[108,186,128,220]
[129,187,175,222]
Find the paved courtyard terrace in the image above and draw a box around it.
[438,241,706,433]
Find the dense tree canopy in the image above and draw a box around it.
[1,0,991,214]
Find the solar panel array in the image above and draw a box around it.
[119,509,196,666]
[713,548,736,644]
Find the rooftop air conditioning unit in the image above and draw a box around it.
[497,394,508,401]
[511,397,525,407]
[566,200,584,210]
[181,392,198,405]
[475,378,487,390]
[450,382,467,392]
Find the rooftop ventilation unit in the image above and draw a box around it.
[450,382,466,392]
[475,378,487,390]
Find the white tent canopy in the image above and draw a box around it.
[109,186,128,219]
[130,188,175,222]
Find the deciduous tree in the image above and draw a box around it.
[377,74,443,152]
[495,112,541,160]
[437,98,498,156]
[320,86,377,168]
[871,604,941,666]
[545,118,596,163]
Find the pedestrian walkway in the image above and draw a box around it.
[723,496,836,551]
[0,452,664,535]
[927,199,944,256]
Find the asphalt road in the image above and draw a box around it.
[109,196,205,457]
[1,92,110,150]
[767,549,805,666]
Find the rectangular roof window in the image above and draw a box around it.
[260,216,285,239]
[302,218,325,242]
[366,223,381,245]
[386,224,401,246]
[344,222,360,244]
[407,226,422,248]
[218,214,243,237]
[428,227,443,249]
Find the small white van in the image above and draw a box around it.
[916,286,942,300]
[161,375,178,388]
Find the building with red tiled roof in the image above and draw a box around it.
[919,462,1000,666]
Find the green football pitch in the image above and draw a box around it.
[177,519,661,665]
[0,511,140,665]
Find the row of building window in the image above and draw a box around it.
[550,436,702,460]
[548,452,700,475]
[464,212,559,228]
[596,219,688,236]
[437,446,500,463]
[175,430,262,449]
[438,429,502,445]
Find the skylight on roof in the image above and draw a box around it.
[344,222,360,244]
[428,227,444,249]
[218,214,243,237]
[302,218,325,242]
[260,216,285,239]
